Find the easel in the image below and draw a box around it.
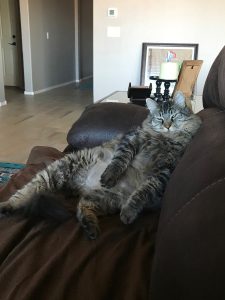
[173,60,203,110]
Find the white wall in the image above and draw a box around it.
[93,0,225,102]
[0,4,6,103]
[19,0,33,93]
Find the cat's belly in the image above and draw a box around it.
[85,148,113,190]
[115,154,153,195]
[85,161,108,189]
[116,166,146,195]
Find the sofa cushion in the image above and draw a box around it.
[0,145,159,300]
[66,102,148,150]
[203,46,225,110]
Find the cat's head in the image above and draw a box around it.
[145,91,201,135]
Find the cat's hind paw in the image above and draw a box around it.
[79,217,100,240]
[77,206,100,240]
[86,223,100,240]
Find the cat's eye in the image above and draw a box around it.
[157,118,164,124]
[171,114,177,121]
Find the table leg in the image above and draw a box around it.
[154,80,163,101]
[163,81,170,102]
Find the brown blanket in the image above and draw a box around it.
[0,146,159,300]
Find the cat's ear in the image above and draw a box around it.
[146,98,158,113]
[173,91,186,108]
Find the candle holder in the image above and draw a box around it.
[150,76,177,103]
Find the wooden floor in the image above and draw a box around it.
[0,84,93,163]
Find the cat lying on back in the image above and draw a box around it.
[0,92,201,239]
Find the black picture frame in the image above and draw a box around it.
[140,43,199,86]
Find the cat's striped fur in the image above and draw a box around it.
[0,92,201,239]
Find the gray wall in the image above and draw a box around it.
[79,0,93,79]
[29,0,75,92]
[93,0,225,102]
[0,44,5,103]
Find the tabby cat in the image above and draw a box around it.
[0,92,201,239]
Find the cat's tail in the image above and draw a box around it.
[20,191,74,223]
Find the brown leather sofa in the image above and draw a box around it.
[0,46,225,300]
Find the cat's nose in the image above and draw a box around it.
[164,121,172,129]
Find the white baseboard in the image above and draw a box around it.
[76,75,93,83]
[0,100,7,107]
[24,80,76,95]
[24,91,35,95]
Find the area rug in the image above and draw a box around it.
[0,162,25,186]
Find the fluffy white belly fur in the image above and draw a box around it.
[85,148,113,189]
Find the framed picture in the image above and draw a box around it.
[140,43,199,90]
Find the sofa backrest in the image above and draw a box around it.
[150,46,225,299]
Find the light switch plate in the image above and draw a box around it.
[108,8,118,18]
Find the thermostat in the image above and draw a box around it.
[108,8,118,18]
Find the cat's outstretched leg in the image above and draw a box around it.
[120,169,171,224]
[0,171,50,215]
[77,198,101,239]
[0,154,79,216]
[76,190,121,239]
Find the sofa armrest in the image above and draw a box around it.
[66,102,148,150]
[150,108,225,299]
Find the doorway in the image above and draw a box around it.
[78,0,93,88]
[0,0,93,99]
[0,0,24,90]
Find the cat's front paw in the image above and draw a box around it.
[120,205,138,224]
[100,168,118,188]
